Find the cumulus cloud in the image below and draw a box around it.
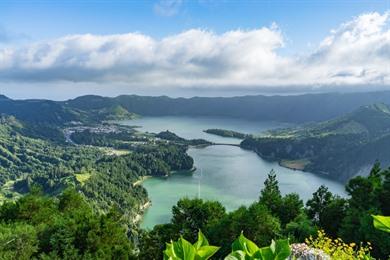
[303,12,390,86]
[0,11,389,91]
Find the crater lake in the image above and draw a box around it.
[119,116,346,229]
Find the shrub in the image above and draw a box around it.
[226,232,290,260]
[163,230,219,260]
[305,230,372,260]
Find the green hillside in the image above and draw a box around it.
[241,103,390,181]
[0,115,193,225]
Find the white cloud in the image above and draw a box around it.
[0,11,389,91]
[303,12,390,86]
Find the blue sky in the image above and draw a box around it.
[0,0,389,99]
[1,0,387,52]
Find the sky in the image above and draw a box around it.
[0,0,389,100]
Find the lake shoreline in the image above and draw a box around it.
[132,176,152,187]
[121,116,346,228]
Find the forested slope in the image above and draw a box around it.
[0,114,194,226]
[241,104,390,181]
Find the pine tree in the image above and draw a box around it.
[259,170,282,214]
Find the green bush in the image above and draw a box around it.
[163,231,291,260]
[226,233,290,260]
[163,230,219,260]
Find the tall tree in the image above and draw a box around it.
[171,198,226,242]
[259,170,282,214]
[306,185,333,224]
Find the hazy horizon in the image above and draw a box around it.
[2,85,390,101]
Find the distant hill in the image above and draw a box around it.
[241,103,390,181]
[0,98,80,124]
[1,91,390,125]
[65,91,390,123]
[0,95,134,126]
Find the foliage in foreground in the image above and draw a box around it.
[226,233,290,260]
[372,215,390,233]
[163,230,219,260]
[164,230,377,260]
[0,188,135,259]
[305,230,372,260]
[164,231,291,260]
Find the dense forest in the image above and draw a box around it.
[204,129,247,139]
[241,104,390,181]
[0,188,137,259]
[0,115,194,231]
[156,130,212,146]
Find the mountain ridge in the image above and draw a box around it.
[2,90,390,124]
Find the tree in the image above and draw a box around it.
[0,188,135,259]
[259,170,282,215]
[378,168,390,215]
[306,185,333,224]
[138,224,178,260]
[285,213,317,242]
[346,176,377,210]
[208,204,281,258]
[320,196,348,237]
[338,164,390,259]
[306,186,348,237]
[278,193,304,226]
[0,223,38,259]
[171,198,226,242]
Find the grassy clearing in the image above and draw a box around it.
[100,147,130,156]
[75,172,92,185]
[0,179,23,203]
[280,159,310,171]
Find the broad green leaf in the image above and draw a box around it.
[196,245,220,259]
[180,237,196,260]
[252,250,265,259]
[372,215,390,233]
[163,249,171,260]
[232,233,259,255]
[259,246,274,260]
[173,240,184,258]
[232,233,246,252]
[245,238,260,255]
[274,239,291,260]
[164,242,177,260]
[269,240,276,254]
[224,250,246,260]
[194,230,209,249]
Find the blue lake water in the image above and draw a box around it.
[120,116,346,229]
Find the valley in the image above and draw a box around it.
[123,116,346,228]
[2,4,389,258]
[0,93,389,258]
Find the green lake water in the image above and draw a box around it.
[120,116,346,229]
